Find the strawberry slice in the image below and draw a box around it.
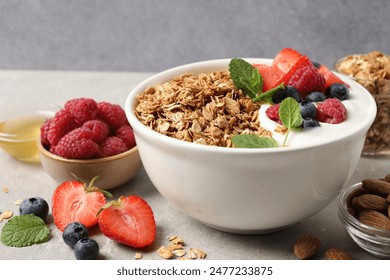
[253,64,282,91]
[271,48,303,74]
[98,195,156,248]
[52,177,110,231]
[318,64,348,89]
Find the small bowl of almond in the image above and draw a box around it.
[338,174,390,258]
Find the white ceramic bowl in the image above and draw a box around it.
[125,58,377,234]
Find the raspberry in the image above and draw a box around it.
[47,109,80,146]
[97,102,128,131]
[40,118,52,149]
[82,120,109,144]
[55,128,99,159]
[287,64,326,98]
[116,125,136,149]
[99,136,128,158]
[64,98,98,124]
[316,98,347,124]
[265,104,281,124]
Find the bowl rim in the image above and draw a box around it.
[125,58,377,154]
[37,139,139,164]
[338,182,390,240]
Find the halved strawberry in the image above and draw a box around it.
[271,48,303,74]
[52,177,110,231]
[253,64,282,91]
[318,64,348,89]
[98,195,156,248]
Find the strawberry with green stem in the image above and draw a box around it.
[52,175,112,231]
[98,195,156,248]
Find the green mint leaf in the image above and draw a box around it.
[278,97,303,146]
[229,58,262,99]
[253,83,285,103]
[1,214,50,247]
[232,134,279,148]
[279,97,303,129]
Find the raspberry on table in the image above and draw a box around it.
[47,109,80,146]
[116,125,136,149]
[287,64,326,97]
[54,128,99,159]
[97,102,128,131]
[99,136,129,158]
[265,103,281,124]
[64,98,98,124]
[82,120,109,144]
[316,98,347,124]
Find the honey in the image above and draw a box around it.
[0,114,47,162]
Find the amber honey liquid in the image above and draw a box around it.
[0,114,46,162]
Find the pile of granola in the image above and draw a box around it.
[135,71,271,147]
[336,51,390,155]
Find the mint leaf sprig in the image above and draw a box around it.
[229,58,284,103]
[278,97,303,146]
[1,214,50,247]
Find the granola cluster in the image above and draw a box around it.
[135,71,271,147]
[336,51,390,155]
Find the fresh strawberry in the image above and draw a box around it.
[253,64,282,91]
[271,48,303,74]
[318,64,348,89]
[98,195,156,248]
[52,177,111,231]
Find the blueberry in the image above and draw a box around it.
[325,83,349,100]
[299,101,317,118]
[63,222,89,249]
[74,237,99,260]
[311,61,321,69]
[305,91,327,102]
[302,118,320,128]
[19,197,49,220]
[271,86,301,104]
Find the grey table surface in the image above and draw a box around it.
[0,70,389,260]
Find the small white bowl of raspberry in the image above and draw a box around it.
[38,98,141,190]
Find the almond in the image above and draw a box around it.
[325,248,352,260]
[385,173,390,183]
[293,234,321,260]
[357,194,388,211]
[346,186,366,207]
[358,210,390,231]
[362,179,390,196]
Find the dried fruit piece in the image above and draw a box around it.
[325,248,352,260]
[358,210,390,231]
[293,234,321,260]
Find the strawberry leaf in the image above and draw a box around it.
[1,215,50,247]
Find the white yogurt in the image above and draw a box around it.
[258,91,369,147]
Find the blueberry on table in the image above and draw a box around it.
[325,83,350,101]
[74,237,99,260]
[299,101,317,119]
[19,197,49,220]
[62,222,89,249]
[305,91,326,102]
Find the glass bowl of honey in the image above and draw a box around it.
[0,110,53,163]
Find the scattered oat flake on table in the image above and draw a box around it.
[14,199,23,205]
[157,246,174,259]
[134,252,143,260]
[0,210,13,220]
[2,187,9,193]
